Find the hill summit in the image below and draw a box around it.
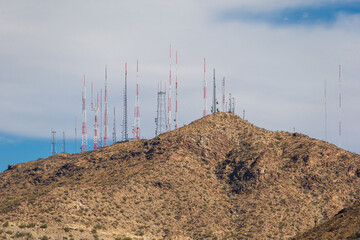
[0,112,359,239]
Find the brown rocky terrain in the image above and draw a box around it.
[0,112,359,239]
[292,200,360,240]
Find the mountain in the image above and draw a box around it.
[0,112,359,240]
[292,200,360,240]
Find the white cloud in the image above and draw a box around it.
[0,0,359,153]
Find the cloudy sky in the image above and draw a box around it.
[1,0,360,171]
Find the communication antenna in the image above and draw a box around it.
[81,75,88,152]
[168,44,172,131]
[113,107,117,143]
[338,65,342,147]
[51,128,56,155]
[228,93,232,113]
[324,80,327,141]
[122,63,128,141]
[133,60,141,139]
[99,88,103,148]
[104,66,108,147]
[203,58,207,117]
[222,77,225,112]
[62,131,66,153]
[212,68,216,113]
[155,81,167,135]
[232,97,235,113]
[93,90,99,150]
[175,51,178,129]
[75,116,77,153]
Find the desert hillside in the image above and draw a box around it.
[0,112,359,239]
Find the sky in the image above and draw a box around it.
[1,0,360,172]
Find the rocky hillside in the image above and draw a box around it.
[0,112,359,240]
[292,200,360,240]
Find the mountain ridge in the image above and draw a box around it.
[0,112,359,239]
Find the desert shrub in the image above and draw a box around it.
[2,221,9,228]
[40,224,47,229]
[39,236,49,240]
[64,227,70,232]
[26,223,35,228]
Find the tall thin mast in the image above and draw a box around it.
[81,75,88,152]
[51,128,56,155]
[75,116,77,153]
[99,88,103,147]
[168,44,172,131]
[212,68,216,113]
[324,80,327,141]
[338,65,342,147]
[104,66,108,147]
[222,77,225,112]
[62,132,66,153]
[203,58,207,117]
[123,62,128,141]
[93,91,99,150]
[134,60,141,139]
[175,51,178,129]
[113,107,116,143]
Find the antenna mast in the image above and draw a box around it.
[168,44,172,131]
[99,88,103,148]
[122,63,128,141]
[93,90,99,150]
[62,132,66,153]
[175,51,178,129]
[222,77,225,112]
[324,80,327,141]
[81,75,88,152]
[113,107,117,143]
[203,58,207,117]
[155,82,167,135]
[338,65,342,147]
[134,60,141,139]
[212,68,216,113]
[51,128,56,155]
[104,66,108,147]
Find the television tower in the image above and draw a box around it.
[122,63,128,141]
[203,58,207,117]
[133,60,141,139]
[168,45,172,132]
[338,65,342,147]
[62,132,66,153]
[222,77,225,112]
[92,89,99,150]
[155,82,167,135]
[212,69,217,113]
[75,116,77,153]
[81,75,88,152]
[324,80,327,141]
[51,128,56,155]
[113,107,117,143]
[104,66,108,147]
[175,51,178,129]
[99,88,103,148]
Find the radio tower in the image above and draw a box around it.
[51,128,56,155]
[92,90,99,150]
[203,58,207,117]
[122,63,128,141]
[175,51,178,129]
[338,65,342,147]
[324,80,327,141]
[81,75,88,152]
[113,107,117,143]
[104,66,108,147]
[168,45,172,132]
[212,69,217,113]
[99,89,103,147]
[62,132,66,153]
[222,77,225,112]
[75,116,77,153]
[155,82,167,135]
[133,60,141,139]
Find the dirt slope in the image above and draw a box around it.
[0,112,359,239]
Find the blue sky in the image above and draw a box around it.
[1,0,360,172]
[221,1,360,26]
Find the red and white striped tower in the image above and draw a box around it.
[203,58,207,117]
[168,44,172,132]
[93,91,99,150]
[222,77,225,112]
[175,51,178,129]
[103,66,108,147]
[133,60,141,139]
[338,64,342,147]
[81,75,88,152]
